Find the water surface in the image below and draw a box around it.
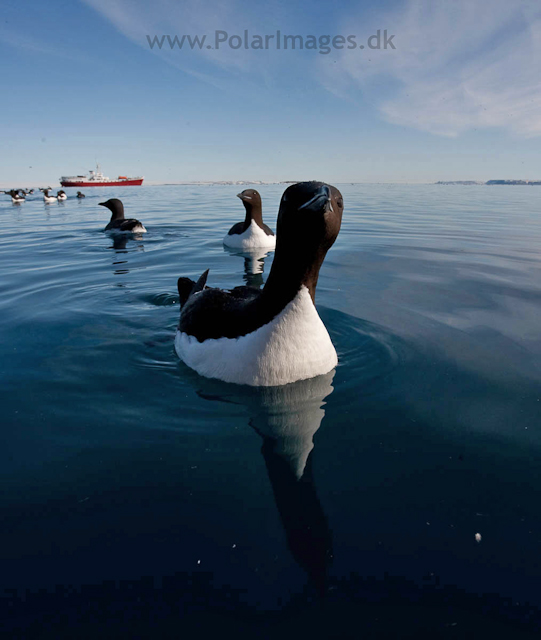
[1,184,541,637]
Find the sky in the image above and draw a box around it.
[1,0,541,185]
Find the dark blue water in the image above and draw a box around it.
[1,185,541,638]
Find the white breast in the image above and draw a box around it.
[223,220,276,250]
[175,286,337,386]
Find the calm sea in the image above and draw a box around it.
[1,184,541,638]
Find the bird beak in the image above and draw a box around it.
[298,185,331,211]
[98,202,106,207]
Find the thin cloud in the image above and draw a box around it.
[82,0,286,79]
[324,0,541,137]
[81,0,344,92]
[0,26,66,57]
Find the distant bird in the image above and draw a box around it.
[98,198,147,233]
[57,190,67,201]
[223,189,276,249]
[76,191,85,198]
[41,188,57,203]
[175,181,343,386]
[4,189,25,203]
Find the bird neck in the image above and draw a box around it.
[109,206,125,221]
[261,239,326,314]
[243,201,263,229]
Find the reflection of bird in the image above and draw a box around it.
[176,182,344,386]
[243,257,264,288]
[195,370,335,594]
[242,247,270,289]
[250,371,335,479]
[110,236,128,251]
[99,198,147,233]
[224,245,271,290]
[262,446,332,595]
[223,189,275,249]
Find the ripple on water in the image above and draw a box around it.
[140,292,179,307]
[134,305,409,419]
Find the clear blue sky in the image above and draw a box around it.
[1,0,540,185]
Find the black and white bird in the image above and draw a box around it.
[175,181,343,386]
[223,189,276,249]
[4,189,25,203]
[98,198,147,233]
[40,188,57,203]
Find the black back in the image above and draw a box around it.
[106,219,144,232]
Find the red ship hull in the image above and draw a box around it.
[60,178,144,187]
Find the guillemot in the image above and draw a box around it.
[223,189,276,249]
[41,188,57,203]
[57,190,67,200]
[98,198,147,233]
[5,189,25,203]
[76,191,85,198]
[175,181,343,386]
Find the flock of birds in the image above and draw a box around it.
[2,188,86,203]
[4,181,344,387]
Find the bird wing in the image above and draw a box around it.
[227,221,247,236]
[178,274,261,341]
[177,269,209,307]
[119,219,143,231]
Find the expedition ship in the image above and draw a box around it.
[60,165,144,187]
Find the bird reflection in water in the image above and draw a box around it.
[223,246,272,289]
[196,370,335,593]
[107,234,145,275]
[110,235,128,252]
